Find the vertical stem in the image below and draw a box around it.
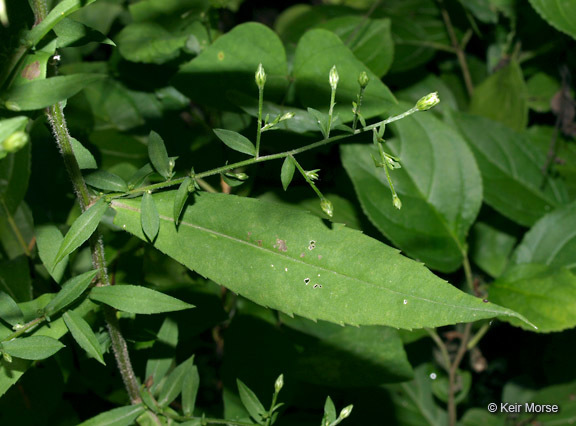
[255,86,264,158]
[327,88,336,139]
[352,87,366,131]
[447,323,472,426]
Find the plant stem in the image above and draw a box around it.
[437,0,474,96]
[461,254,474,293]
[292,155,324,199]
[467,322,490,350]
[425,328,451,372]
[110,106,422,199]
[255,85,264,158]
[326,86,336,139]
[352,87,366,131]
[447,323,472,426]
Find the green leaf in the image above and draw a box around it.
[84,170,128,192]
[2,74,106,111]
[0,117,29,144]
[280,157,295,191]
[1,335,65,360]
[458,0,498,23]
[0,256,32,302]
[307,107,329,138]
[511,201,576,272]
[316,17,394,77]
[461,408,505,426]
[89,284,193,314]
[452,113,563,226]
[145,317,178,393]
[129,0,210,23]
[182,361,200,416]
[44,270,99,316]
[127,163,154,189]
[489,264,576,332]
[0,291,23,326]
[71,138,97,170]
[0,141,30,214]
[322,396,337,425]
[36,225,68,283]
[213,129,256,156]
[341,108,482,273]
[237,379,266,424]
[528,0,576,40]
[470,222,517,278]
[116,22,187,64]
[148,131,171,180]
[173,22,288,110]
[77,404,146,426]
[141,191,160,241]
[63,310,105,365]
[54,17,115,48]
[526,73,560,113]
[54,198,108,265]
[174,177,192,225]
[293,29,396,123]
[157,356,195,407]
[469,60,528,132]
[111,192,532,329]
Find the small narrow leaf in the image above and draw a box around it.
[237,379,266,424]
[89,284,194,314]
[35,225,68,283]
[322,396,337,425]
[127,163,154,189]
[213,129,256,156]
[63,310,105,365]
[280,157,295,191]
[141,191,160,241]
[158,356,195,407]
[84,170,128,192]
[71,138,97,169]
[148,131,171,180]
[307,108,329,139]
[145,317,178,393]
[174,177,192,225]
[0,291,24,326]
[1,336,65,360]
[77,404,146,426]
[54,198,108,265]
[44,270,99,316]
[182,362,200,416]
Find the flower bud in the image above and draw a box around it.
[358,71,369,89]
[339,405,353,419]
[279,112,295,121]
[274,374,284,393]
[305,169,320,181]
[320,198,333,218]
[255,63,266,89]
[225,172,249,181]
[2,131,29,152]
[415,92,440,111]
[392,194,402,210]
[329,65,339,91]
[2,352,12,363]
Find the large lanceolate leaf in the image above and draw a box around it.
[341,109,482,272]
[173,23,288,110]
[111,191,530,330]
[528,0,576,40]
[452,113,565,226]
[293,29,396,123]
[511,201,576,272]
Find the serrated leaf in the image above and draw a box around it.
[469,60,528,131]
[63,310,105,365]
[2,74,106,111]
[213,129,256,156]
[111,192,532,329]
[70,138,97,170]
[182,362,200,416]
[237,379,266,424]
[44,270,98,316]
[341,107,482,273]
[1,336,65,360]
[145,317,178,393]
[528,0,576,40]
[280,157,295,191]
[54,198,108,265]
[84,170,128,192]
[141,191,160,241]
[489,264,576,332]
[174,177,192,225]
[511,201,576,272]
[0,291,23,326]
[36,225,68,283]
[77,404,146,426]
[89,284,193,314]
[452,113,563,226]
[148,131,171,180]
[158,356,195,407]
